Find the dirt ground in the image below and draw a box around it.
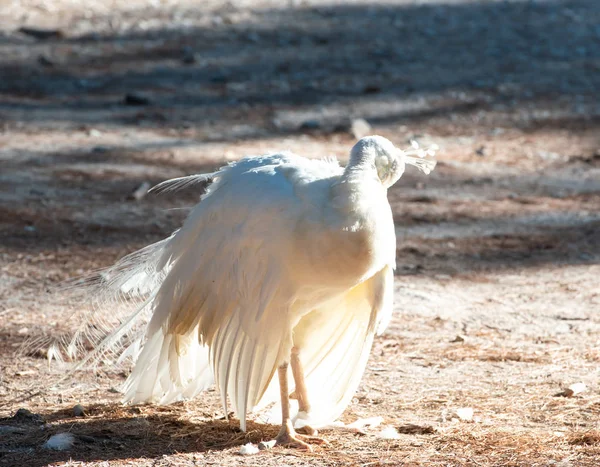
[1,0,599,465]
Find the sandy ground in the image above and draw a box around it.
[1,0,600,465]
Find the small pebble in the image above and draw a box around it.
[44,433,75,451]
[92,146,109,154]
[569,383,587,395]
[300,119,321,130]
[378,426,401,439]
[124,93,151,106]
[350,118,372,139]
[556,382,587,397]
[13,408,44,424]
[258,440,276,450]
[37,55,54,67]
[454,407,474,421]
[181,46,196,64]
[239,442,259,455]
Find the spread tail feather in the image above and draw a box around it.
[44,233,176,369]
[123,326,214,404]
[33,171,221,401]
[149,173,215,194]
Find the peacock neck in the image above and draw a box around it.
[341,158,379,185]
[330,164,386,223]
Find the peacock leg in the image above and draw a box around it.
[274,362,328,450]
[275,363,311,450]
[290,346,318,436]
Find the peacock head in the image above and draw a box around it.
[349,135,437,188]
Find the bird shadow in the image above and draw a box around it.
[0,402,282,466]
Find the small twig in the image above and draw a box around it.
[483,324,513,333]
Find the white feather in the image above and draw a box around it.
[149,173,215,193]
[405,155,437,175]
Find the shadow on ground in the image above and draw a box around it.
[0,403,282,466]
[0,0,598,135]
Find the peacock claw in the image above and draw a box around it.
[275,432,312,451]
[275,420,328,450]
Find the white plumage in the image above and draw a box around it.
[66,135,436,448]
